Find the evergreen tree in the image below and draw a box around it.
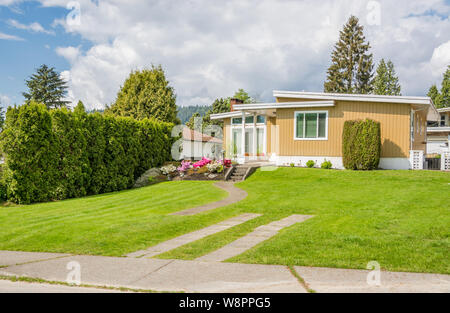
[0,105,4,132]
[23,64,70,109]
[186,112,201,130]
[233,89,254,104]
[373,59,401,96]
[107,65,179,124]
[177,105,212,124]
[427,65,450,108]
[73,100,86,115]
[203,98,231,129]
[440,65,450,108]
[324,16,374,94]
[428,84,442,108]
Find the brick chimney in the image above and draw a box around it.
[230,98,244,112]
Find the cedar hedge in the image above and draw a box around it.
[342,119,381,170]
[0,102,174,204]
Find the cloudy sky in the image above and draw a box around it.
[0,0,449,110]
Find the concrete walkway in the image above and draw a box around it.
[0,280,126,293]
[293,266,450,293]
[170,182,247,216]
[1,251,448,293]
[126,213,261,258]
[196,215,314,262]
[0,252,305,293]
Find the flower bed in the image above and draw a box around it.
[161,158,232,181]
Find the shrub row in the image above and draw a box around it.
[0,102,174,204]
[342,119,381,170]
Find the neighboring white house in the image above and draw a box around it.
[427,107,450,155]
[180,127,223,160]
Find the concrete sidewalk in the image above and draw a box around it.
[0,251,305,293]
[1,251,449,293]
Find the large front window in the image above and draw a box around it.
[295,111,328,140]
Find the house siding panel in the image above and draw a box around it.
[275,100,411,158]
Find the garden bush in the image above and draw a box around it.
[0,102,174,204]
[321,160,333,169]
[306,160,315,168]
[342,119,381,170]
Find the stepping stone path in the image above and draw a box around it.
[196,215,314,262]
[170,181,248,216]
[125,213,261,258]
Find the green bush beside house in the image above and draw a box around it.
[342,119,381,170]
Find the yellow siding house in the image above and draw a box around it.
[211,91,434,170]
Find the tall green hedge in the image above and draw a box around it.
[0,102,173,204]
[342,119,381,170]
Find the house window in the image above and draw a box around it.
[232,115,267,124]
[441,115,446,127]
[232,117,242,125]
[295,111,328,140]
[232,116,255,124]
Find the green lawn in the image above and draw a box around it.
[1,169,449,274]
[0,181,228,256]
[159,169,450,274]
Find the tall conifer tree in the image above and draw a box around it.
[324,16,374,94]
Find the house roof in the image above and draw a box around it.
[437,107,450,113]
[210,101,335,120]
[211,90,436,121]
[182,127,222,143]
[233,101,335,111]
[273,90,432,105]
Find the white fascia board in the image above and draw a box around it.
[210,111,250,120]
[273,90,432,106]
[233,101,335,110]
[437,108,450,113]
[427,127,450,133]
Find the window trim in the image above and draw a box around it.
[231,115,267,127]
[294,110,329,141]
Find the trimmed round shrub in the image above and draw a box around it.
[306,160,315,168]
[321,160,333,169]
[342,119,381,170]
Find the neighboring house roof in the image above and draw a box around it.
[182,127,222,143]
[437,107,450,113]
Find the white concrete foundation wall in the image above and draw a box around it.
[379,158,411,170]
[273,156,411,170]
[275,156,344,169]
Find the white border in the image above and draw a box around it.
[294,110,328,141]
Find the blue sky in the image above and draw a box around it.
[0,0,449,110]
[0,2,91,107]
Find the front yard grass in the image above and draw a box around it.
[0,168,449,274]
[159,169,450,274]
[0,181,228,256]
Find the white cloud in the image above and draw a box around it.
[0,0,22,5]
[56,46,80,63]
[0,94,12,107]
[430,41,450,79]
[7,19,55,35]
[0,31,24,41]
[40,0,450,109]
